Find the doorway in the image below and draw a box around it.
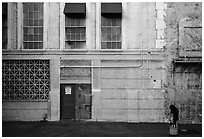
[60,84,92,120]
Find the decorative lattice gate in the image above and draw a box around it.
[2,60,50,101]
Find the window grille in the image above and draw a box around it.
[2,60,50,101]
[23,3,43,49]
[101,16,122,49]
[65,16,86,49]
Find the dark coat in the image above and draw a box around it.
[169,105,179,124]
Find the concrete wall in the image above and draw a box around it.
[125,3,156,49]
[2,50,164,122]
[97,59,165,122]
[164,2,202,124]
[4,2,162,50]
[2,102,48,121]
[2,2,168,122]
[2,54,61,121]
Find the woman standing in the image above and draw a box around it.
[169,105,179,136]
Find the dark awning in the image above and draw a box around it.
[101,3,122,14]
[64,3,86,15]
[2,3,8,16]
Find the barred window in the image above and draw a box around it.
[65,16,86,49]
[2,3,8,49]
[101,16,122,49]
[23,3,43,49]
[2,60,50,101]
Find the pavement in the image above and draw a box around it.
[2,120,202,137]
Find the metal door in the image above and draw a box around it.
[61,84,91,120]
[75,84,92,120]
[60,84,75,119]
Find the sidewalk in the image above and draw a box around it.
[2,120,202,137]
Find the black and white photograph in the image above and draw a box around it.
[1,1,202,137]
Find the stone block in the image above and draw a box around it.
[101,99,128,109]
[101,89,128,99]
[139,109,165,122]
[157,9,166,20]
[128,99,139,109]
[156,39,166,49]
[156,19,166,29]
[157,29,165,39]
[127,110,139,122]
[100,109,127,121]
[139,99,165,109]
[101,79,144,89]
[156,2,167,10]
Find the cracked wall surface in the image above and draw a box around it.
[164,2,202,124]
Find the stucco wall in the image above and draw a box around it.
[2,2,168,122]
[97,59,165,122]
[2,102,48,121]
[4,2,162,50]
[164,2,202,124]
[2,55,61,121]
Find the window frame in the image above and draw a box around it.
[18,2,48,50]
[64,15,86,49]
[63,3,87,50]
[100,3,123,50]
[22,2,44,49]
[101,15,122,49]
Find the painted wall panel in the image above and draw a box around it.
[2,110,48,121]
[128,110,139,122]
[101,68,144,79]
[101,89,128,99]
[125,3,143,49]
[2,102,48,121]
[126,2,156,49]
[128,99,139,109]
[48,3,60,49]
[100,59,165,122]
[60,60,91,82]
[139,99,165,109]
[101,79,144,89]
[139,109,164,122]
[102,99,128,109]
[2,102,48,110]
[139,90,164,99]
[100,109,127,121]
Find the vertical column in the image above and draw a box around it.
[91,60,101,120]
[155,2,167,49]
[95,3,101,49]
[8,3,17,50]
[43,2,49,49]
[122,2,127,50]
[59,2,65,50]
[17,2,23,49]
[86,2,96,49]
[50,56,60,121]
[47,2,60,49]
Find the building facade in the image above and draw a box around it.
[2,2,201,123]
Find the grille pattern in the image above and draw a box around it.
[2,60,50,101]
